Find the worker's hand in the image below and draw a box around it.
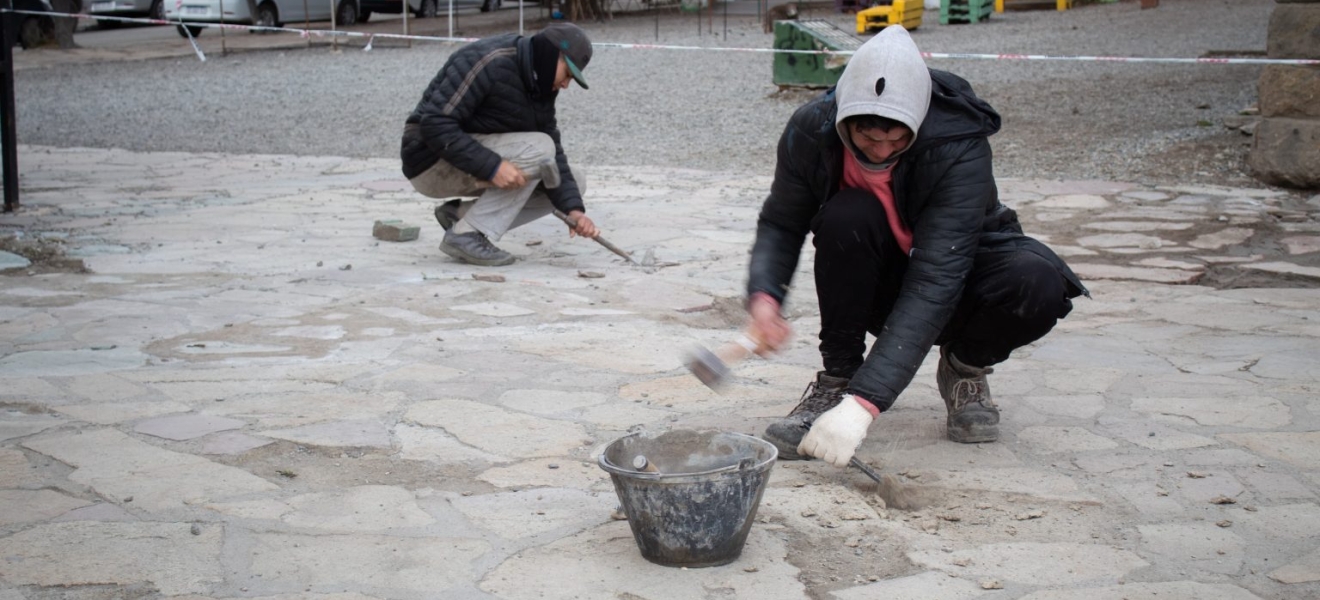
[566,210,598,239]
[746,293,791,355]
[490,161,527,190]
[798,395,877,467]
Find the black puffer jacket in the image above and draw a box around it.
[747,69,1086,410]
[401,34,583,214]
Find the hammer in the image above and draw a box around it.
[685,332,762,390]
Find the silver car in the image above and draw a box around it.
[87,0,165,28]
[357,0,500,21]
[163,0,362,37]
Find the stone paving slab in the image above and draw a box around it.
[0,146,1318,599]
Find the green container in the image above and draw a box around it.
[772,20,863,89]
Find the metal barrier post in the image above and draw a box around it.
[0,3,19,213]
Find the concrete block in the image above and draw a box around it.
[1248,118,1320,189]
[1267,4,1320,59]
[1259,65,1320,118]
[372,219,419,242]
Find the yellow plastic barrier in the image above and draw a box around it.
[856,0,923,34]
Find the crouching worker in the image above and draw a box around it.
[402,23,599,266]
[744,26,1088,467]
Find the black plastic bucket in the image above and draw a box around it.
[598,429,778,568]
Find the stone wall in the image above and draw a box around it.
[1248,0,1320,189]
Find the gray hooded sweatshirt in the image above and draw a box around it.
[834,26,931,167]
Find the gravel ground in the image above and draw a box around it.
[13,0,1282,188]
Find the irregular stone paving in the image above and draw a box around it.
[0,145,1317,600]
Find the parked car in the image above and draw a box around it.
[357,0,499,22]
[87,0,165,29]
[163,0,362,37]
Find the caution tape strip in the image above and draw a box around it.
[7,9,1319,66]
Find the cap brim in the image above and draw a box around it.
[564,56,589,90]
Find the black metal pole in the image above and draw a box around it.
[0,6,19,213]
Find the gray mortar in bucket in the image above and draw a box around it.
[598,429,777,568]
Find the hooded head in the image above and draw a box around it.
[834,26,931,165]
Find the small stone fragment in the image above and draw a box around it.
[1217,520,1233,528]
[190,523,202,535]
[548,464,559,469]
[743,567,759,573]
[578,270,606,279]
[472,273,506,283]
[526,240,543,246]
[610,507,628,520]
[339,264,352,271]
[1015,510,1045,521]
[372,219,420,242]
[1187,471,1208,479]
[981,579,1003,590]
[1210,495,1237,505]
[953,557,971,567]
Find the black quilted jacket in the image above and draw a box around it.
[401,34,583,214]
[747,69,1086,410]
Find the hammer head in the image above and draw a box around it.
[685,345,729,390]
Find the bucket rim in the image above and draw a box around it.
[597,430,778,479]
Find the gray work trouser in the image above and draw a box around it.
[408,131,586,241]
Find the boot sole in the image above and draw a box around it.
[439,242,515,267]
[947,423,999,444]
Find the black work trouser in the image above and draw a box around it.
[812,188,1074,377]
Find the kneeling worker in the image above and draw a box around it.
[402,23,599,266]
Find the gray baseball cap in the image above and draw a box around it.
[539,23,593,89]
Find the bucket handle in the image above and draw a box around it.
[599,455,764,479]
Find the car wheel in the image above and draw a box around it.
[335,0,357,26]
[18,16,46,49]
[149,0,164,20]
[254,2,278,32]
[175,24,204,37]
[415,0,437,18]
[480,0,500,12]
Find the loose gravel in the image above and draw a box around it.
[14,0,1280,188]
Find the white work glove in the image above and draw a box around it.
[798,395,878,467]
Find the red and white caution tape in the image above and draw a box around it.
[6,9,1318,66]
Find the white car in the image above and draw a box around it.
[163,0,362,37]
[88,0,164,29]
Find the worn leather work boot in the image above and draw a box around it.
[440,230,515,267]
[937,346,1000,443]
[764,371,850,460]
[433,199,462,231]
